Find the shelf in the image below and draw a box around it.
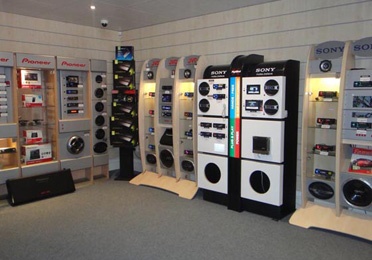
[308,125,337,130]
[310,151,336,157]
[342,139,372,146]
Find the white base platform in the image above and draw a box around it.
[129,171,198,200]
[289,202,372,241]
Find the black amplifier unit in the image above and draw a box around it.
[6,169,75,206]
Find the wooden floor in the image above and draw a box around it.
[289,202,372,241]
[129,170,198,200]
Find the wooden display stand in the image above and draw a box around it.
[132,56,207,199]
[290,39,372,241]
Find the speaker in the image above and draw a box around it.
[241,160,283,206]
[6,169,75,206]
[340,172,372,212]
[306,178,335,202]
[197,153,228,194]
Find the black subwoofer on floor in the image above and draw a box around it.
[6,169,75,206]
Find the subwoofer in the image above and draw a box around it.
[6,169,75,206]
[340,172,372,212]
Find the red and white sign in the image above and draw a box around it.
[16,54,55,69]
[0,52,14,67]
[57,57,89,71]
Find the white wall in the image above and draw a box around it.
[122,0,372,189]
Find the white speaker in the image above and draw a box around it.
[241,159,283,206]
[197,153,228,194]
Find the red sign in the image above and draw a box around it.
[61,61,86,68]
[21,58,51,65]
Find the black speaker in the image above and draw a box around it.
[6,169,75,206]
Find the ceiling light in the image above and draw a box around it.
[90,5,96,10]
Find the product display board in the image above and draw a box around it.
[57,57,92,181]
[240,60,300,219]
[290,38,372,241]
[17,54,59,178]
[0,52,19,184]
[90,59,109,179]
[110,54,138,148]
[138,58,161,174]
[197,64,231,205]
[173,55,207,181]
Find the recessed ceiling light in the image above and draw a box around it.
[90,5,96,10]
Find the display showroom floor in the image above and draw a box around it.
[0,175,371,260]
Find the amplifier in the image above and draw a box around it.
[6,169,75,206]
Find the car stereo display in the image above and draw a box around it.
[246,85,260,94]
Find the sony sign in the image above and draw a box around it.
[352,37,372,57]
[314,41,345,59]
[211,70,227,77]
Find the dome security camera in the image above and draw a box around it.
[101,19,108,28]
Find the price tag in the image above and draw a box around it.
[320,151,329,156]
[321,125,331,129]
[357,118,367,123]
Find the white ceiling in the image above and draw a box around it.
[0,0,277,31]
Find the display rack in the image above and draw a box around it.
[131,56,205,199]
[290,39,372,241]
[16,53,60,178]
[0,52,19,184]
[110,48,138,181]
[57,57,92,182]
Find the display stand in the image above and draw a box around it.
[131,56,206,199]
[290,39,372,241]
[57,57,92,182]
[16,53,60,178]
[110,47,138,182]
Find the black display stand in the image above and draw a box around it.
[115,146,135,181]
